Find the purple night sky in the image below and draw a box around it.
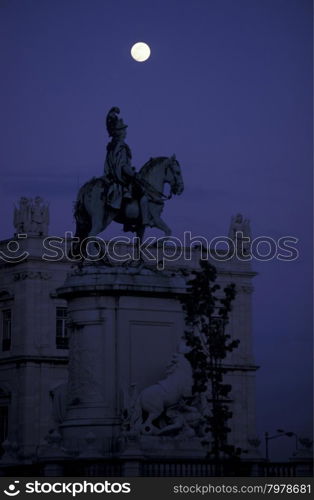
[0,0,312,459]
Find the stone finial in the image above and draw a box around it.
[14,196,49,236]
[228,213,251,255]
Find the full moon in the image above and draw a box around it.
[130,42,151,62]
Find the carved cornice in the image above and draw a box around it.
[0,355,68,366]
[13,271,52,281]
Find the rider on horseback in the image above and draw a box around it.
[72,108,183,254]
[103,107,150,226]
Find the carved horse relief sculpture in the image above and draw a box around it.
[130,345,197,436]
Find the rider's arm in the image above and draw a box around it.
[123,164,136,177]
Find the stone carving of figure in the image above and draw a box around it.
[103,107,149,225]
[13,197,32,233]
[31,196,49,236]
[158,399,203,438]
[129,342,200,436]
[228,213,251,255]
[13,196,49,236]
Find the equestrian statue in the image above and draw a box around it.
[72,107,184,255]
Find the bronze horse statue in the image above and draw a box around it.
[73,155,184,251]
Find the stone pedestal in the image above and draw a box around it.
[57,263,186,455]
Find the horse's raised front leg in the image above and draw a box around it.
[148,204,172,237]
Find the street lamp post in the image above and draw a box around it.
[264,429,295,461]
[277,429,299,453]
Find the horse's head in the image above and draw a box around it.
[166,154,184,196]
[139,155,184,201]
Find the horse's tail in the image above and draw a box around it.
[74,184,92,240]
[68,182,93,260]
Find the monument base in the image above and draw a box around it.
[57,262,187,455]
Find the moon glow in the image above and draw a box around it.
[131,42,151,62]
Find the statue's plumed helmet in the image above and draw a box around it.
[106,107,128,137]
